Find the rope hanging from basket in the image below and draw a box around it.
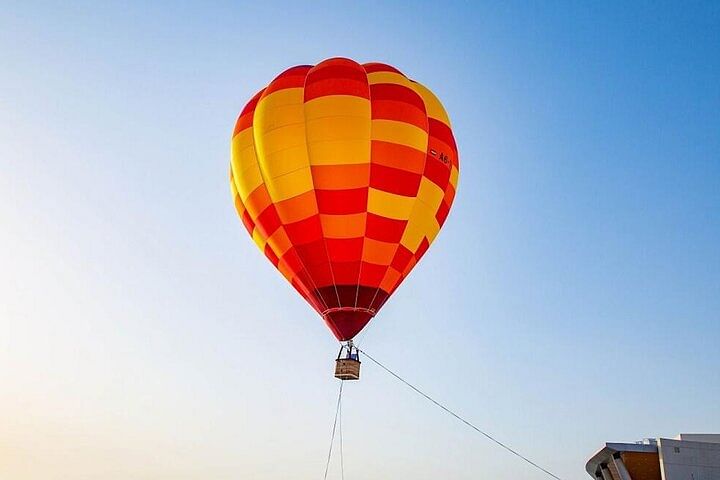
[323,380,344,480]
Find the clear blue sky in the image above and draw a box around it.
[1,2,718,479]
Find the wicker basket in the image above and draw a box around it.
[335,358,361,380]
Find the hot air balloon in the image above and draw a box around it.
[230,58,458,379]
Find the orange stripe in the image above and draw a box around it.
[362,238,397,265]
[244,185,273,219]
[274,190,318,223]
[311,164,370,190]
[319,212,366,238]
[371,141,426,173]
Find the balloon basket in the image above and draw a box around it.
[334,341,360,381]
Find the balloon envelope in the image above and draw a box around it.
[230,58,459,341]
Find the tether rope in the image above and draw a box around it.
[323,380,344,480]
[339,385,345,480]
[356,347,564,480]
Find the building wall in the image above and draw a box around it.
[622,451,661,480]
[658,438,720,480]
[677,435,720,445]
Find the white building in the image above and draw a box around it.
[586,434,720,480]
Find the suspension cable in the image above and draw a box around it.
[356,347,564,480]
[323,380,344,480]
[339,384,345,480]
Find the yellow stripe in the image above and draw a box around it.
[400,179,443,253]
[231,128,262,197]
[256,122,307,157]
[235,164,264,202]
[450,166,459,189]
[262,145,310,178]
[265,166,314,202]
[230,175,249,222]
[306,116,369,143]
[254,87,314,203]
[230,173,239,197]
[410,81,451,126]
[416,177,444,210]
[367,71,416,89]
[230,164,241,200]
[401,205,440,251]
[233,128,255,150]
[368,188,415,220]
[371,119,427,153]
[256,104,305,133]
[252,228,266,251]
[306,139,369,165]
[400,222,426,253]
[256,88,303,111]
[305,95,370,119]
[232,143,258,174]
[305,95,371,167]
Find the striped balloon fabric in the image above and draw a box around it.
[230,58,459,341]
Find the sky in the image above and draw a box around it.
[1,1,719,479]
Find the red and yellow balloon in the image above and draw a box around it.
[230,58,459,341]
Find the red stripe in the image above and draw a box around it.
[365,213,406,242]
[358,261,386,286]
[371,100,428,130]
[424,153,451,189]
[294,239,328,267]
[330,261,361,285]
[263,65,311,95]
[370,83,425,110]
[305,79,369,100]
[304,261,334,289]
[368,289,390,311]
[241,210,255,234]
[435,200,451,226]
[233,90,263,136]
[370,84,427,130]
[255,205,282,239]
[369,164,422,197]
[401,257,417,277]
[240,90,263,116]
[390,245,414,272]
[326,237,364,262]
[290,277,323,313]
[415,237,430,260]
[315,188,367,214]
[305,59,370,101]
[264,244,279,266]
[362,62,403,75]
[233,114,253,136]
[306,62,367,84]
[429,118,457,153]
[284,215,322,245]
[444,184,456,206]
[280,247,303,273]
